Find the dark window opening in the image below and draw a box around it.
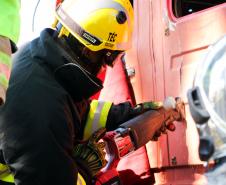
[172,0,226,18]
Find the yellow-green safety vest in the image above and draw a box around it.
[0,0,20,43]
[0,0,20,90]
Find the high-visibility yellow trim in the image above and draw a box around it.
[0,51,11,68]
[0,73,8,89]
[0,163,14,183]
[77,172,86,185]
[99,102,112,128]
[0,0,20,43]
[0,51,11,89]
[84,100,112,140]
[58,26,70,38]
[84,100,99,140]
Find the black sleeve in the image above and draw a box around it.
[0,61,80,185]
[106,101,143,131]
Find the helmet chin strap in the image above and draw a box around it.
[54,20,124,71]
[55,22,122,76]
[55,31,104,76]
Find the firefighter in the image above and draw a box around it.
[187,35,226,185]
[0,1,20,104]
[0,0,135,184]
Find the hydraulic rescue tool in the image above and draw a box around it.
[95,97,186,185]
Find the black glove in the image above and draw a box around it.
[73,128,107,178]
[134,101,163,113]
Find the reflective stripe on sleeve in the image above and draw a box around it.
[77,172,86,185]
[0,51,12,89]
[99,102,113,128]
[0,51,11,68]
[0,163,14,183]
[0,73,9,89]
[83,100,112,140]
[84,100,99,140]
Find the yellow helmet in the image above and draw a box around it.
[54,0,134,52]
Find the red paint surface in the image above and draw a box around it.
[93,0,226,184]
[125,0,226,184]
[99,59,154,184]
[99,0,226,184]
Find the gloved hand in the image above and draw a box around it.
[73,128,107,177]
[135,101,163,112]
[133,100,171,141]
[152,121,176,141]
[151,97,185,141]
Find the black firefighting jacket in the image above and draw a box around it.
[0,29,138,185]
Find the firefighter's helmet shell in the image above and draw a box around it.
[55,0,134,51]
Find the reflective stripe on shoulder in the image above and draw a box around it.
[0,51,11,88]
[0,163,14,183]
[0,51,11,68]
[0,73,9,89]
[84,100,112,140]
[77,172,86,185]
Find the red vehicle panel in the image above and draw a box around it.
[100,0,226,184]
